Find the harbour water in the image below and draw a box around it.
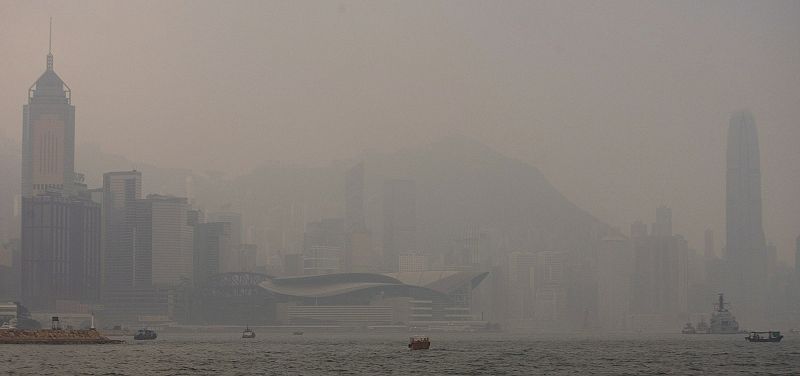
[1,332,798,375]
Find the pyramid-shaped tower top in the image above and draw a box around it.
[29,17,71,105]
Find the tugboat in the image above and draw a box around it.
[242,326,256,339]
[709,293,741,334]
[745,331,783,342]
[134,328,158,340]
[681,322,696,334]
[408,336,431,350]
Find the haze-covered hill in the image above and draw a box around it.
[357,135,610,256]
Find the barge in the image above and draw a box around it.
[0,329,123,344]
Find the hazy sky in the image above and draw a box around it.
[1,0,799,262]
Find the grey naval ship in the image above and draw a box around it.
[682,293,742,334]
[709,293,741,334]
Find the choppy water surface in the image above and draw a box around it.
[2,332,799,375]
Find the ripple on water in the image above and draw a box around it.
[1,333,800,375]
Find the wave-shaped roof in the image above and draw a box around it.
[257,271,487,299]
[386,271,489,294]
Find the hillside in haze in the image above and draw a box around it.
[357,136,611,256]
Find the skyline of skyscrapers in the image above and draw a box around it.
[5,22,795,333]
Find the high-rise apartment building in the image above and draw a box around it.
[193,222,231,286]
[131,195,194,287]
[102,171,142,292]
[343,162,381,273]
[207,212,242,248]
[382,179,416,272]
[630,208,688,320]
[302,218,345,275]
[399,251,427,272]
[796,235,800,273]
[653,206,672,237]
[533,251,567,322]
[704,228,715,260]
[345,162,366,233]
[597,234,632,330]
[20,193,100,309]
[506,251,537,320]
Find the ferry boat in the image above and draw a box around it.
[745,331,783,343]
[134,328,158,340]
[681,322,696,334]
[709,294,741,334]
[242,326,256,339]
[408,336,431,350]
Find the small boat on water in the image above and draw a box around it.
[745,331,783,343]
[134,328,158,340]
[242,326,256,339]
[292,331,304,336]
[681,322,696,334]
[408,336,431,350]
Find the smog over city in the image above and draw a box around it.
[0,1,799,375]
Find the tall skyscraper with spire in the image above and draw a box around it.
[725,110,766,321]
[20,21,100,310]
[22,19,76,198]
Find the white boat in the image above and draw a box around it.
[242,326,256,339]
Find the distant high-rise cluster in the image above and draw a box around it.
[629,207,688,319]
[16,32,255,322]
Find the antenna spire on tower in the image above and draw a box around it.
[47,17,53,70]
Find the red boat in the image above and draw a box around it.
[408,336,431,350]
